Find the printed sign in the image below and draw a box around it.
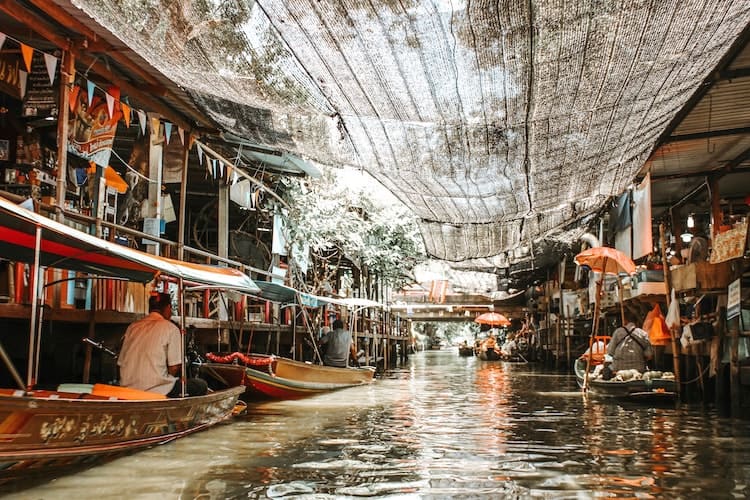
[67,88,120,167]
[728,278,741,321]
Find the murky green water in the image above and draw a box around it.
[7,351,750,498]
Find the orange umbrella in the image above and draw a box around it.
[575,247,637,392]
[574,246,636,275]
[474,312,511,327]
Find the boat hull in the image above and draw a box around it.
[477,349,501,361]
[202,357,375,400]
[0,386,244,484]
[574,359,676,402]
[458,347,475,357]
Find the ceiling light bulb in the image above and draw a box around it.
[686,214,695,229]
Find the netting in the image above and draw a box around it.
[72,0,750,260]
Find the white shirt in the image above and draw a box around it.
[118,312,182,395]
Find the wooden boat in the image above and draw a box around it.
[574,358,676,402]
[477,347,501,361]
[0,197,250,485]
[202,352,375,399]
[0,385,244,485]
[458,345,475,356]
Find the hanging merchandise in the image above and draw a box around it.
[643,303,671,346]
[68,85,121,167]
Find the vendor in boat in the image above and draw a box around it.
[118,293,208,397]
[603,310,654,379]
[320,319,359,368]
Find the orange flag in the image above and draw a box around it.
[121,102,131,128]
[69,85,80,112]
[20,43,33,72]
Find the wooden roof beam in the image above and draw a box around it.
[26,0,216,131]
[0,0,194,132]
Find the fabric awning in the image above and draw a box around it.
[0,196,260,293]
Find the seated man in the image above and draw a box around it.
[319,319,358,368]
[118,293,208,397]
[605,310,654,377]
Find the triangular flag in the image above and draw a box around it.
[137,109,147,135]
[105,92,115,118]
[232,168,238,185]
[18,70,27,98]
[226,166,233,185]
[219,161,224,177]
[196,143,203,165]
[164,122,172,144]
[20,44,33,72]
[121,102,131,128]
[86,80,95,107]
[211,159,217,178]
[177,127,184,145]
[151,118,160,136]
[69,85,80,112]
[43,53,58,85]
[0,33,6,51]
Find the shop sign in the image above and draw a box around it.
[68,89,120,167]
[22,52,58,117]
[728,278,741,321]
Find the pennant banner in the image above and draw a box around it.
[121,102,131,128]
[18,70,27,98]
[177,127,184,145]
[105,92,115,118]
[69,85,80,112]
[164,122,172,145]
[212,159,217,178]
[86,80,95,107]
[197,143,204,165]
[219,160,224,178]
[43,53,57,85]
[20,43,33,72]
[0,33,5,52]
[137,109,147,135]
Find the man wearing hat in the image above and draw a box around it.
[118,292,207,397]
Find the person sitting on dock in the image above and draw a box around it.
[320,319,358,368]
[118,293,208,397]
[604,310,653,379]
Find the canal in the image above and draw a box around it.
[7,350,750,498]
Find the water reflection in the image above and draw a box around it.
[7,351,750,498]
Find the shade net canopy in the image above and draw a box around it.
[68,0,750,260]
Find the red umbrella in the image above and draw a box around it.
[474,312,511,327]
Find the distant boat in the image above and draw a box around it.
[202,353,375,400]
[458,345,475,356]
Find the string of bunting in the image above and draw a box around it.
[0,31,186,146]
[0,32,276,194]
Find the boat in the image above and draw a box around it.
[202,352,375,399]
[574,357,676,402]
[0,385,244,485]
[477,346,501,361]
[0,196,250,484]
[457,345,475,356]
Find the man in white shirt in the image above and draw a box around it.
[118,293,207,397]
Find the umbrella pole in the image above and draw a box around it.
[583,258,607,391]
[618,280,626,325]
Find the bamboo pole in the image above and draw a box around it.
[659,223,681,401]
[55,49,73,219]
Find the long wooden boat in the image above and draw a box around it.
[0,385,245,485]
[477,347,501,361]
[574,358,676,402]
[202,353,375,399]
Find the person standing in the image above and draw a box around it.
[118,293,208,397]
[319,319,358,368]
[605,310,654,375]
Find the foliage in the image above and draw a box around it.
[279,169,426,293]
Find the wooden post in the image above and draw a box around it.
[583,263,605,391]
[177,141,190,261]
[729,315,740,417]
[709,176,722,238]
[55,49,73,219]
[659,223,681,401]
[146,115,163,255]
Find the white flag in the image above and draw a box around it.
[43,53,58,85]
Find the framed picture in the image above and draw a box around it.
[0,139,9,161]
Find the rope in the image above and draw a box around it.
[680,362,710,385]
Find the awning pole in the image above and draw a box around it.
[179,277,186,397]
[26,225,42,390]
